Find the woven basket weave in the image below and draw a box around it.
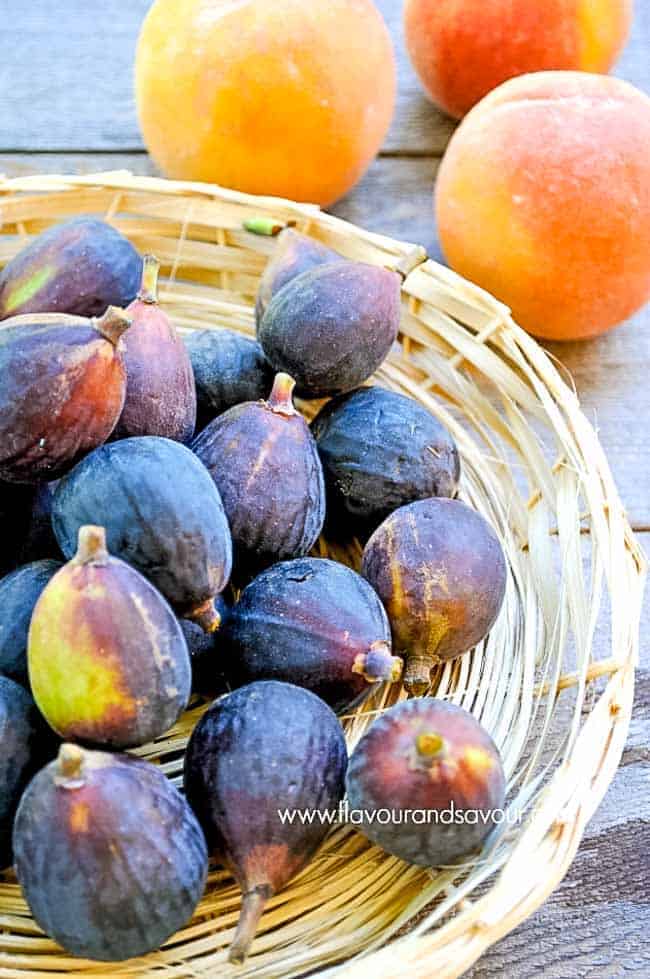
[0,172,645,979]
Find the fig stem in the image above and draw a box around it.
[352,643,403,684]
[267,372,297,416]
[243,216,292,237]
[229,888,270,964]
[404,655,434,698]
[75,525,110,565]
[138,254,160,304]
[186,599,222,635]
[56,744,86,787]
[94,305,132,346]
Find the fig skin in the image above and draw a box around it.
[255,228,343,327]
[362,498,507,696]
[51,436,233,633]
[312,385,461,539]
[258,261,401,398]
[192,373,325,577]
[16,481,62,565]
[346,698,506,866]
[0,306,132,483]
[184,680,348,963]
[184,328,274,432]
[13,743,208,961]
[28,526,191,749]
[222,558,402,711]
[180,593,231,697]
[0,217,142,320]
[114,255,197,442]
[0,676,57,869]
[0,559,62,686]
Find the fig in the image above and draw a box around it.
[0,481,34,574]
[184,328,274,431]
[0,217,142,320]
[0,677,56,868]
[0,559,62,686]
[28,526,191,748]
[312,385,461,538]
[114,255,197,442]
[346,698,506,866]
[180,593,231,697]
[255,228,343,326]
[192,373,325,576]
[51,436,233,632]
[184,680,347,963]
[13,743,208,961]
[222,558,402,711]
[0,306,132,483]
[257,261,401,398]
[362,498,507,696]
[16,481,62,565]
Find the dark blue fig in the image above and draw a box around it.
[312,385,460,538]
[16,481,62,565]
[222,558,402,711]
[184,328,274,432]
[13,743,208,960]
[0,676,56,868]
[192,373,325,578]
[255,228,343,326]
[0,218,142,320]
[258,261,401,398]
[0,559,62,686]
[180,592,231,697]
[51,437,232,633]
[346,698,506,866]
[184,680,347,963]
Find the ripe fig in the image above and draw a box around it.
[29,526,191,748]
[346,698,506,866]
[13,743,208,961]
[258,261,401,397]
[114,255,197,442]
[184,680,347,963]
[0,677,56,868]
[222,558,402,711]
[184,328,274,431]
[16,481,62,565]
[0,559,62,686]
[0,306,132,483]
[0,217,142,320]
[192,373,325,576]
[180,593,231,697]
[51,436,233,632]
[312,386,461,538]
[255,228,343,326]
[362,498,507,696]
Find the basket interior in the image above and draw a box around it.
[0,174,644,979]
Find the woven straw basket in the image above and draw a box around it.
[0,172,645,979]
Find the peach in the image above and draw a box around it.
[135,0,396,206]
[404,0,632,119]
[435,72,650,341]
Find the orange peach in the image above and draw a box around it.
[135,0,396,206]
[435,72,650,341]
[404,0,632,119]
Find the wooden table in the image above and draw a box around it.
[1,3,648,975]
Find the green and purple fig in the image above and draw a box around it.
[346,698,506,866]
[0,559,62,686]
[258,261,401,398]
[192,373,325,576]
[51,437,233,633]
[255,228,343,326]
[184,680,347,963]
[312,385,460,538]
[28,526,191,748]
[0,306,131,483]
[0,676,56,868]
[114,255,196,442]
[222,558,402,711]
[13,743,208,960]
[362,498,507,696]
[0,217,142,320]
[184,328,274,431]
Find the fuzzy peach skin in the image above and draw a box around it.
[435,72,650,341]
[404,0,632,119]
[135,0,396,207]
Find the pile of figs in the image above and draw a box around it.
[0,220,509,963]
